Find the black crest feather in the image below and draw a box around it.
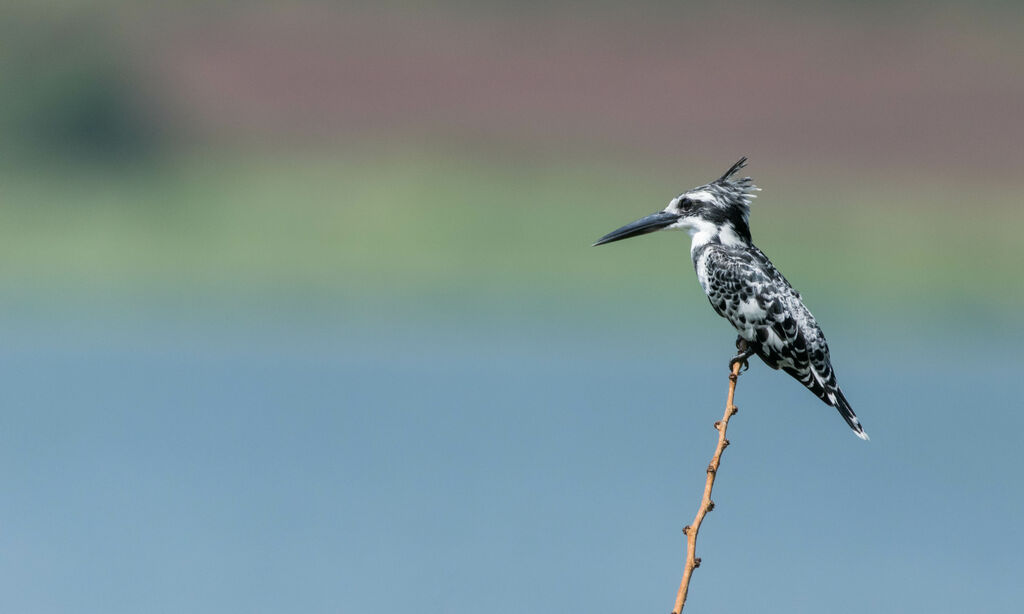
[717,156,749,184]
[698,157,758,230]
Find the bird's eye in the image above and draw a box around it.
[680,199,693,212]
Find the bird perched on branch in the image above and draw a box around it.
[594,158,868,440]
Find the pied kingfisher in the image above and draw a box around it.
[594,158,868,440]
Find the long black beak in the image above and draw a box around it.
[592,211,680,246]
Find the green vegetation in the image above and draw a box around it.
[2,152,1019,321]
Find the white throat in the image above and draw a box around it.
[687,219,719,255]
[683,219,747,256]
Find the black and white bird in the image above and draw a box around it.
[594,158,868,440]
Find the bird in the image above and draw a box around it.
[593,157,868,440]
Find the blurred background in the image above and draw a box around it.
[1,1,1022,612]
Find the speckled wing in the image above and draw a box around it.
[698,247,868,439]
[700,248,806,372]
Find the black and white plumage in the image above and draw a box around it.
[594,158,868,440]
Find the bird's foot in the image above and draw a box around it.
[729,339,755,373]
[728,354,751,373]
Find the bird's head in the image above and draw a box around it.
[593,157,759,249]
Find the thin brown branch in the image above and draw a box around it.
[671,358,743,613]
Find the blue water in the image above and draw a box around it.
[0,301,1020,613]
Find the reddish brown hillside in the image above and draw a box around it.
[134,5,1023,176]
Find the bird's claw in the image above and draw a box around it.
[728,355,750,373]
[729,339,755,373]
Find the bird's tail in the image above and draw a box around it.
[831,387,869,441]
[784,365,869,440]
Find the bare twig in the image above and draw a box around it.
[671,358,743,613]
